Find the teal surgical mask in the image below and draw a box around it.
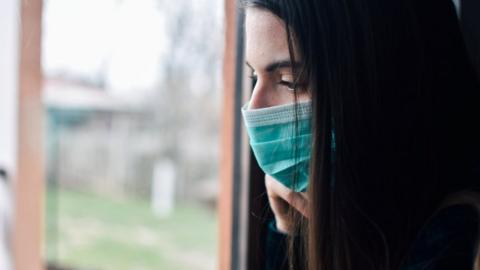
[241,101,312,192]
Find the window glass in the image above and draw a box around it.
[42,0,224,269]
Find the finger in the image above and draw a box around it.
[265,175,310,218]
[300,191,309,201]
[288,191,310,218]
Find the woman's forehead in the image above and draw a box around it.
[245,8,291,71]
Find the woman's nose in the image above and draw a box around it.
[248,81,275,109]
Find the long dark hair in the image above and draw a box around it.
[242,0,480,269]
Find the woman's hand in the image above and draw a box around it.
[264,174,310,234]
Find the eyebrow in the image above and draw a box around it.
[245,60,300,73]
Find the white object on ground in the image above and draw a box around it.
[151,160,176,218]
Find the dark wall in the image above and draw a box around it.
[461,0,480,80]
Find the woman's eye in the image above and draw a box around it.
[279,80,295,91]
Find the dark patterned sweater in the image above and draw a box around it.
[265,204,479,270]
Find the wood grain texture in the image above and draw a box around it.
[13,0,45,269]
[219,0,238,269]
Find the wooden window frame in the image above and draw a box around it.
[12,0,44,270]
[220,1,271,269]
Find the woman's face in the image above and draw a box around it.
[245,8,310,110]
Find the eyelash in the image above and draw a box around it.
[249,74,297,91]
[279,80,295,90]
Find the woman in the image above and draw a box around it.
[240,0,480,269]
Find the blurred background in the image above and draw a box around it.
[2,0,478,270]
[1,0,224,269]
[42,0,223,269]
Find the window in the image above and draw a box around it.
[42,0,224,269]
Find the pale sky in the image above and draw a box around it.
[42,0,168,97]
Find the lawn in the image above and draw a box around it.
[45,188,218,270]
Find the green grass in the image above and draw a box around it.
[45,189,218,270]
